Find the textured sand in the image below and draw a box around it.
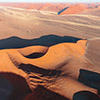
[0,39,100,100]
[0,6,100,39]
[0,4,100,100]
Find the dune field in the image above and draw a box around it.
[0,3,100,100]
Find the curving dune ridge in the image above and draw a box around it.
[59,4,87,15]
[0,38,100,100]
[0,3,100,100]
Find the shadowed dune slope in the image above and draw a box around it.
[79,69,100,91]
[0,35,81,49]
[0,72,31,100]
[0,75,13,100]
[73,91,100,100]
[59,4,87,15]
[23,86,69,100]
[0,3,99,13]
[0,4,100,100]
[0,37,100,100]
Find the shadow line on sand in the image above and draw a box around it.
[73,91,100,100]
[79,69,100,96]
[19,63,63,77]
[58,7,69,15]
[24,85,69,100]
[0,34,81,49]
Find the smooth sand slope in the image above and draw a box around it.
[0,6,100,39]
[0,3,72,12]
[0,38,100,100]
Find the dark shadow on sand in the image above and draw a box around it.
[58,7,69,15]
[19,63,63,77]
[73,91,100,100]
[28,85,69,100]
[0,34,81,49]
[0,72,69,100]
[19,64,68,100]
[0,72,31,100]
[25,52,46,59]
[79,69,100,95]
[0,74,13,100]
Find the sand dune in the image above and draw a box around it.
[57,3,100,16]
[85,38,100,68]
[59,4,87,15]
[80,8,100,16]
[0,6,100,39]
[0,38,100,100]
[0,3,71,12]
[0,3,100,100]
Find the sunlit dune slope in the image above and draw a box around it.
[59,4,87,15]
[0,39,100,100]
[0,4,100,100]
[0,40,86,70]
[0,40,86,74]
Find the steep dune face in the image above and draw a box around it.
[1,73,31,100]
[3,40,86,70]
[59,4,87,15]
[23,85,69,100]
[0,3,100,15]
[0,39,100,100]
[19,46,48,57]
[0,4,100,100]
[0,50,31,100]
[0,75,13,100]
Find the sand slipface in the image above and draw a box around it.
[0,3,100,100]
[0,39,100,100]
[59,4,87,15]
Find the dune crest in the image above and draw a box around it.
[0,38,100,100]
[0,2,100,100]
[59,4,87,15]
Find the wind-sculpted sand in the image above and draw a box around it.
[59,4,87,15]
[0,38,100,100]
[0,6,100,39]
[0,4,100,100]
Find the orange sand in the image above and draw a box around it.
[60,4,87,15]
[0,39,100,100]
